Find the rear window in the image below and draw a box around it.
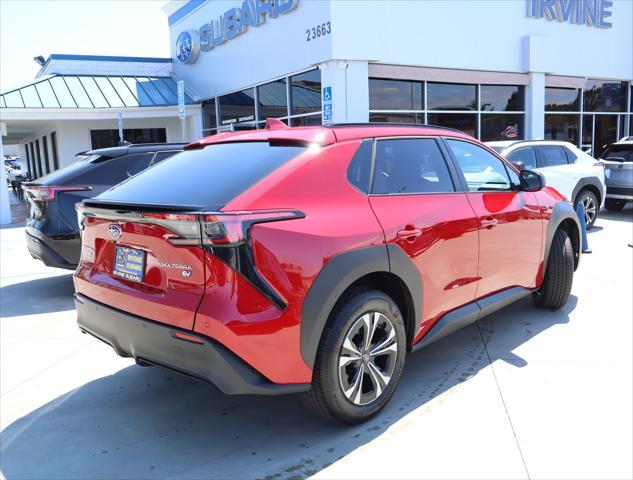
[95,142,306,210]
[601,144,633,162]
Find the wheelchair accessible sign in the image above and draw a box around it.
[323,86,333,124]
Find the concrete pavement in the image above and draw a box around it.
[1,207,631,480]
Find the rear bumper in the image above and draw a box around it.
[75,293,310,396]
[25,229,78,270]
[605,185,633,200]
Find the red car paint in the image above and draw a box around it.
[74,124,565,386]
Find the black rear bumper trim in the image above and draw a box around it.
[75,293,310,396]
[25,230,77,270]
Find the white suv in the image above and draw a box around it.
[487,140,606,229]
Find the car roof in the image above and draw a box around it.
[186,122,473,150]
[489,139,577,151]
[83,143,186,157]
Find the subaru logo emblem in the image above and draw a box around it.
[108,224,122,241]
[175,30,200,64]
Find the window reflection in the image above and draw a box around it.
[481,114,523,141]
[427,113,477,137]
[290,69,321,116]
[545,87,580,111]
[427,83,476,111]
[369,112,423,124]
[202,98,217,131]
[545,114,579,145]
[583,80,627,112]
[219,88,256,126]
[369,79,423,110]
[258,79,288,119]
[481,85,523,111]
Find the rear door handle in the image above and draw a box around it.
[480,216,498,229]
[397,227,422,242]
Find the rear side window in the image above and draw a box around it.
[538,146,569,167]
[446,139,512,191]
[347,139,373,193]
[96,142,306,209]
[372,139,454,194]
[563,147,577,162]
[507,147,537,169]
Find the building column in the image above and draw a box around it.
[0,128,12,225]
[525,72,545,141]
[318,60,369,124]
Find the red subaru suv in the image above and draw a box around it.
[74,122,581,424]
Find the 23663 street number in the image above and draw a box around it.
[306,21,331,41]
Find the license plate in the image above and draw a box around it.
[113,246,145,282]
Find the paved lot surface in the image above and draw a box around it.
[1,207,632,480]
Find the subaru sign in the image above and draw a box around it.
[175,0,299,64]
[175,30,201,64]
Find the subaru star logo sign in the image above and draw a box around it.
[108,224,122,241]
[175,30,200,64]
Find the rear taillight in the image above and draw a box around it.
[25,186,91,202]
[140,210,304,247]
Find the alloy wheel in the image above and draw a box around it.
[581,195,597,226]
[338,311,398,406]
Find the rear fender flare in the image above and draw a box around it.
[571,176,604,206]
[300,244,422,369]
[543,201,581,275]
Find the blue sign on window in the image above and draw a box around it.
[323,86,333,124]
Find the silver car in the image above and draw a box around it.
[600,139,633,211]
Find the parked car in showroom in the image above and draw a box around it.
[24,143,184,269]
[598,139,633,211]
[74,122,581,424]
[488,140,605,228]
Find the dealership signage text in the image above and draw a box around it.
[175,0,299,64]
[527,0,613,28]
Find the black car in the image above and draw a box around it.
[24,143,184,269]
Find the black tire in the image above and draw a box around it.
[301,290,407,424]
[605,198,626,212]
[574,189,599,229]
[533,228,574,310]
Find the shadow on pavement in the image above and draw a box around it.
[599,204,633,224]
[0,296,577,480]
[0,274,75,318]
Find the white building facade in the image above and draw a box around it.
[166,0,632,155]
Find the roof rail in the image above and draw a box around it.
[328,122,469,135]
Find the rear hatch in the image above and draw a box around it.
[601,144,633,187]
[74,141,307,330]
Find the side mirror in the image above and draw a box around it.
[520,169,544,192]
[510,160,525,171]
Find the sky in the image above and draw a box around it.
[0,0,172,92]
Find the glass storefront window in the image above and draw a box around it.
[427,113,477,137]
[481,114,524,141]
[202,98,217,131]
[545,87,580,111]
[427,83,476,111]
[258,79,288,120]
[218,88,256,126]
[369,79,423,110]
[545,114,580,145]
[368,112,423,124]
[583,80,627,112]
[290,114,322,127]
[582,114,593,152]
[290,69,321,116]
[594,115,618,155]
[481,85,524,111]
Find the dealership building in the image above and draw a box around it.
[1,0,632,180]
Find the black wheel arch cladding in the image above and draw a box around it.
[572,176,604,205]
[544,201,581,274]
[300,244,422,369]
